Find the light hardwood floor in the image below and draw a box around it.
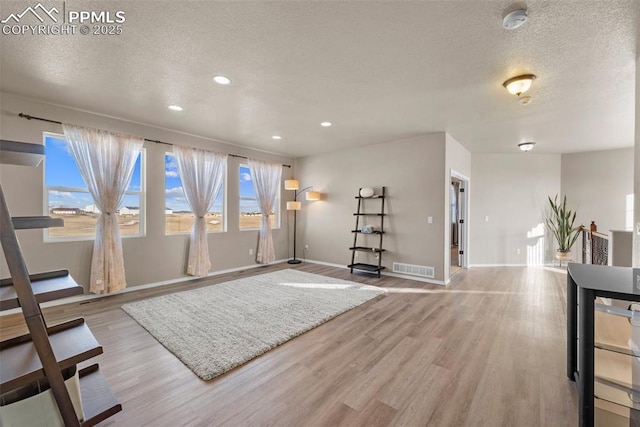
[1,264,578,426]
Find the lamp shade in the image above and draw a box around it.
[306,191,321,201]
[503,74,536,96]
[284,180,299,190]
[287,201,301,210]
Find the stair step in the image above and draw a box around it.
[0,319,103,392]
[12,216,64,230]
[348,263,386,273]
[0,140,45,167]
[0,270,83,311]
[79,364,122,427]
[349,246,385,253]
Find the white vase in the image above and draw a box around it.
[360,187,374,198]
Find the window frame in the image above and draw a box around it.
[42,132,147,242]
[238,163,280,231]
[164,152,227,235]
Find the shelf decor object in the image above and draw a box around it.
[359,187,374,198]
[0,139,121,426]
[284,179,320,264]
[348,187,386,278]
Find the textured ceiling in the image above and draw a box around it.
[0,1,638,157]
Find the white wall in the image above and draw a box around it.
[562,148,634,261]
[635,55,640,267]
[470,153,561,266]
[0,93,294,289]
[295,133,448,282]
[444,133,471,280]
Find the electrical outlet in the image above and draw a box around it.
[249,248,253,255]
[304,245,309,251]
[375,254,379,259]
[516,248,521,255]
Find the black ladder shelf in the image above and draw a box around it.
[348,187,386,278]
[0,140,121,426]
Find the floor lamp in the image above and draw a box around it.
[285,179,320,264]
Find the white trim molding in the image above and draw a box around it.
[305,259,447,286]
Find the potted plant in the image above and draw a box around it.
[546,194,581,261]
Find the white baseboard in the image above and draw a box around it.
[469,264,532,268]
[468,263,547,267]
[0,259,289,317]
[303,259,447,286]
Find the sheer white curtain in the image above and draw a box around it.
[62,124,144,294]
[248,159,281,264]
[174,145,227,277]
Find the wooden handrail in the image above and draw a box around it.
[579,225,609,240]
[580,223,608,265]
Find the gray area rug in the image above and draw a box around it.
[121,269,385,381]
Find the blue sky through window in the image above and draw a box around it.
[164,154,224,213]
[239,165,260,213]
[45,134,142,209]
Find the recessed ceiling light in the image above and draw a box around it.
[518,142,536,152]
[272,135,282,140]
[320,122,332,127]
[168,105,183,111]
[213,75,231,85]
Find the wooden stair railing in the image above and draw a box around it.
[581,222,609,265]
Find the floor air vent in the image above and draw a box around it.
[392,262,435,278]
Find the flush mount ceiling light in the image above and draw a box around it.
[320,121,332,127]
[272,135,282,140]
[168,105,183,111]
[518,142,536,152]
[503,74,536,96]
[502,9,528,30]
[213,75,231,85]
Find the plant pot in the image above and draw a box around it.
[556,250,572,261]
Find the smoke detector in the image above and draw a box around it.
[503,9,528,30]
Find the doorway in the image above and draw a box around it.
[450,171,469,277]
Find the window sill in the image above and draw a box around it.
[44,233,145,243]
[165,231,226,236]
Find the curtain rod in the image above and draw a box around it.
[18,113,292,168]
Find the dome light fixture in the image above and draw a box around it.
[272,135,282,140]
[168,105,183,111]
[320,121,332,127]
[503,74,536,96]
[502,9,528,30]
[518,142,536,152]
[213,75,231,85]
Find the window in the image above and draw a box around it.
[239,164,279,230]
[44,133,145,241]
[165,153,225,234]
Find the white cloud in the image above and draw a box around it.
[48,137,72,155]
[165,155,180,179]
[166,187,185,198]
[240,172,252,182]
[50,190,75,199]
